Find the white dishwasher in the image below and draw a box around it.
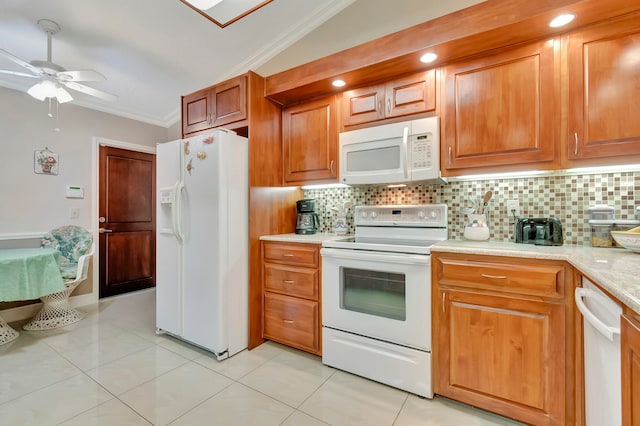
[575,278,622,426]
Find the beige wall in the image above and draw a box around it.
[0,86,171,314]
[0,86,170,236]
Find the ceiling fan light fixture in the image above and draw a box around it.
[185,0,223,10]
[27,79,57,101]
[56,87,73,104]
[27,78,73,103]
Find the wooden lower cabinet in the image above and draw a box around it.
[622,310,640,426]
[262,241,321,355]
[432,252,572,425]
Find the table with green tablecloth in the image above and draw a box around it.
[0,248,65,344]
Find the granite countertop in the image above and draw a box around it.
[260,233,350,245]
[431,240,640,314]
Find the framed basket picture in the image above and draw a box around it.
[34,148,59,175]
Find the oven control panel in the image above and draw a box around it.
[355,204,447,227]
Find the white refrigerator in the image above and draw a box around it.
[156,128,248,360]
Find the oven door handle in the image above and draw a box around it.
[320,248,429,265]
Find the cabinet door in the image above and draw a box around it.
[211,75,247,128]
[435,289,565,425]
[442,40,559,173]
[283,96,338,185]
[385,69,436,119]
[567,16,640,161]
[622,313,640,426]
[342,84,385,126]
[182,88,212,136]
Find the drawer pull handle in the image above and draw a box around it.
[283,319,294,324]
[282,280,295,284]
[481,274,507,279]
[282,254,295,257]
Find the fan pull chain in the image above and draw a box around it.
[54,100,60,132]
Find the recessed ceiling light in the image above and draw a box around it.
[549,13,575,28]
[332,79,346,88]
[420,52,438,63]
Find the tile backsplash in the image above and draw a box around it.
[303,171,640,246]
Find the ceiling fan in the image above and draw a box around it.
[0,19,116,104]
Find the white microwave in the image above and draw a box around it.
[339,117,442,185]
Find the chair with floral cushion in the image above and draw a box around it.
[23,225,93,330]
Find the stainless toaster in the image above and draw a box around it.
[514,217,563,246]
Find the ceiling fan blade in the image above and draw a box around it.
[57,69,106,82]
[0,48,42,76]
[63,81,117,102]
[0,69,40,78]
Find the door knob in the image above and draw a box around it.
[98,228,113,234]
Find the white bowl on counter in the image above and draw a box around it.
[611,226,640,253]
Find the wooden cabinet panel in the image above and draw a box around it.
[211,75,247,127]
[263,242,319,268]
[437,257,564,299]
[263,292,319,354]
[442,290,564,420]
[182,75,248,136]
[264,264,318,300]
[567,15,640,162]
[342,70,436,126]
[342,85,385,126]
[432,252,570,425]
[181,88,211,135]
[283,96,337,185]
[442,40,559,174]
[622,311,640,426]
[385,69,436,119]
[262,241,321,355]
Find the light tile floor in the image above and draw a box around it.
[0,289,524,425]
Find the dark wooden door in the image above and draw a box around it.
[99,146,156,298]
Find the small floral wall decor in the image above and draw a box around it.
[34,148,59,175]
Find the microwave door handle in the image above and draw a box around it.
[402,126,409,179]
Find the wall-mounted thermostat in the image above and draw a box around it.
[65,185,84,199]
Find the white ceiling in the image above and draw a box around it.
[0,0,483,128]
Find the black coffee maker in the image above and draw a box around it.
[295,199,320,235]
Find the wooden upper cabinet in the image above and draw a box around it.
[181,75,247,136]
[182,88,212,135]
[442,40,559,175]
[342,70,436,126]
[283,95,338,185]
[567,14,640,162]
[211,75,247,128]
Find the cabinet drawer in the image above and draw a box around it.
[264,264,318,300]
[437,257,564,298]
[263,292,319,353]
[263,242,319,267]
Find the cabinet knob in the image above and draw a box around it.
[574,132,579,156]
[283,319,294,324]
[282,280,295,284]
[282,253,295,257]
[330,160,334,174]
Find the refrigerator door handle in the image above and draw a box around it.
[172,181,184,243]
